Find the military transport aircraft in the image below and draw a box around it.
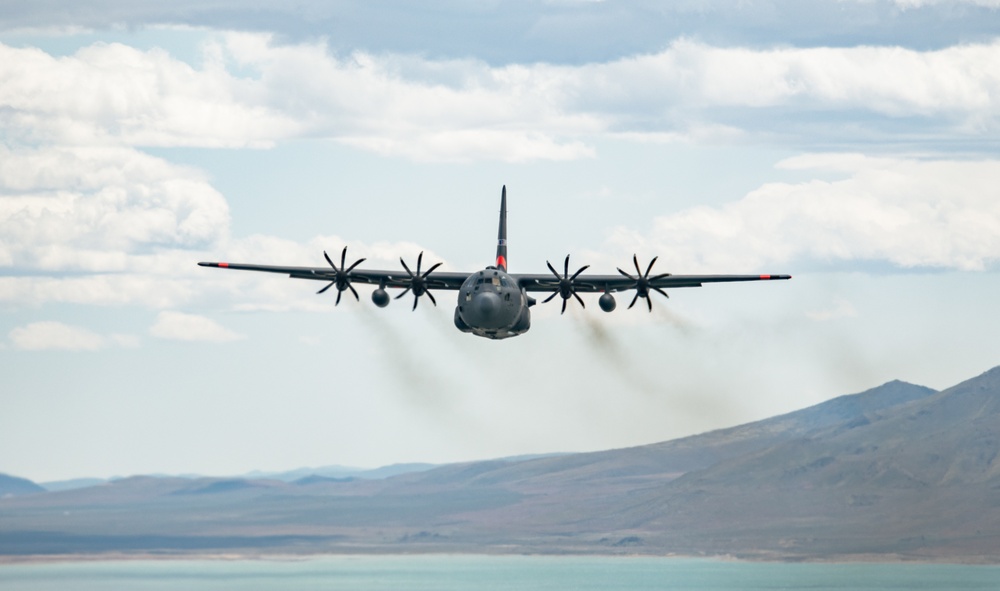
[199,187,791,340]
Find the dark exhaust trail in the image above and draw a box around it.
[575,311,661,397]
[650,304,697,335]
[573,306,744,433]
[355,303,459,413]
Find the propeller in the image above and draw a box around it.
[317,246,366,305]
[396,251,442,310]
[617,254,671,312]
[542,255,590,314]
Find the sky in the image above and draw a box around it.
[2,0,1000,483]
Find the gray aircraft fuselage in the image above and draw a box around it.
[453,267,532,340]
[449,185,530,340]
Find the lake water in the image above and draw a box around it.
[1,555,998,591]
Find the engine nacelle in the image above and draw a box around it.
[599,292,617,312]
[371,288,390,308]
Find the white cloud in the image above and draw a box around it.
[9,321,108,351]
[605,154,1000,272]
[149,311,245,342]
[0,145,230,272]
[3,34,1000,314]
[892,0,1000,7]
[218,34,1000,153]
[3,36,1000,162]
[643,40,1000,117]
[0,41,299,148]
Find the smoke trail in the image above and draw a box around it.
[573,309,661,397]
[650,301,698,335]
[571,291,702,396]
[354,303,460,414]
[569,300,758,443]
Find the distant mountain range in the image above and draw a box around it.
[33,456,566,492]
[3,366,999,562]
[0,474,46,498]
[34,463,443,492]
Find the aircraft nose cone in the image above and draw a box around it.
[475,291,501,318]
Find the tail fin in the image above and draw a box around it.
[496,185,507,271]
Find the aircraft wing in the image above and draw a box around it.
[197,261,469,290]
[199,260,790,293]
[514,272,791,293]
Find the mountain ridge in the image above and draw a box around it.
[0,473,46,498]
[2,367,998,562]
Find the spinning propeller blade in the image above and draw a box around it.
[543,254,590,314]
[617,254,670,312]
[318,247,365,305]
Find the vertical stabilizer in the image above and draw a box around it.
[496,186,508,271]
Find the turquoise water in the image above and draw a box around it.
[1,555,998,591]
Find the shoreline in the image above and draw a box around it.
[3,550,998,566]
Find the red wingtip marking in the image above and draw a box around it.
[496,255,507,270]
[219,262,229,268]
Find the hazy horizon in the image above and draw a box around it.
[11,364,980,486]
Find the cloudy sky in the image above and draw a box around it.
[3,0,1000,483]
